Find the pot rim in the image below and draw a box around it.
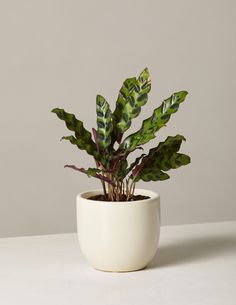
[76,188,160,205]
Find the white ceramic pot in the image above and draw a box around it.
[76,189,160,272]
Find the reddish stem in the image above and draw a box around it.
[64,165,115,187]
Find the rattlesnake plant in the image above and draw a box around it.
[52,68,190,201]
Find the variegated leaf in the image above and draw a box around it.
[119,91,188,152]
[136,169,170,182]
[133,135,190,182]
[52,108,98,158]
[96,95,113,150]
[112,67,151,140]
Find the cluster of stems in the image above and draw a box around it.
[96,156,136,201]
[100,173,136,201]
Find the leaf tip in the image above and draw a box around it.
[176,134,186,141]
[181,90,188,97]
[139,67,151,82]
[186,155,191,164]
[96,94,104,101]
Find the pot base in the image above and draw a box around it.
[94,265,147,273]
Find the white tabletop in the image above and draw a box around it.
[0,221,235,305]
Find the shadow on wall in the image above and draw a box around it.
[148,235,236,269]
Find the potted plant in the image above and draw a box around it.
[52,68,191,272]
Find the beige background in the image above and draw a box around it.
[0,0,236,237]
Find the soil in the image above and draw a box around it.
[88,194,150,202]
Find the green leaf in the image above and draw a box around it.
[119,91,188,152]
[52,108,98,158]
[134,135,191,182]
[136,169,170,182]
[112,67,151,139]
[86,167,101,177]
[96,95,113,150]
